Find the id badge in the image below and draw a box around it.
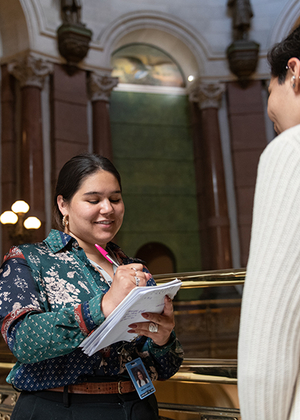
[125,357,156,399]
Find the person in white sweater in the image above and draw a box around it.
[238,25,300,420]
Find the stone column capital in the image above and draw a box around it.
[7,53,53,89]
[88,72,119,102]
[189,83,226,110]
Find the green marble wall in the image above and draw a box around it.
[110,91,201,272]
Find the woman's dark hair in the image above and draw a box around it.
[54,153,122,229]
[136,369,147,381]
[267,25,300,84]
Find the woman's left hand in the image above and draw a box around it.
[128,295,175,346]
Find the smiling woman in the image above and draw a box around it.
[57,170,125,261]
[0,153,183,420]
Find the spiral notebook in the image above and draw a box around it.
[80,279,182,356]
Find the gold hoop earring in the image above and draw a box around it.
[62,215,69,227]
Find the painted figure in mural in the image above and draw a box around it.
[0,153,183,420]
[61,0,82,24]
[238,24,300,420]
[227,0,254,40]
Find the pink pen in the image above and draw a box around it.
[95,244,120,266]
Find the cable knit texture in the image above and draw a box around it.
[238,124,300,420]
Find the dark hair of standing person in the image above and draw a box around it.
[267,25,300,84]
[53,153,122,229]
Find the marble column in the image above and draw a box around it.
[1,65,16,212]
[1,65,17,254]
[88,73,118,161]
[8,54,53,240]
[190,83,232,269]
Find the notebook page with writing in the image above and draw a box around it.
[80,279,181,356]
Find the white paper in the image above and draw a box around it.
[80,279,182,356]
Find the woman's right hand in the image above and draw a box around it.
[101,263,152,317]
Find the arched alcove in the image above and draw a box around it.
[269,0,300,45]
[135,242,176,275]
[0,0,30,61]
[106,12,202,274]
[97,10,208,84]
[111,43,185,88]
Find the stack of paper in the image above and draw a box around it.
[80,279,182,356]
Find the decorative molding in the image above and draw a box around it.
[57,23,93,65]
[269,0,300,46]
[189,83,226,110]
[97,10,210,55]
[96,10,209,76]
[226,39,259,82]
[0,384,19,419]
[88,72,119,102]
[7,53,53,89]
[115,83,186,95]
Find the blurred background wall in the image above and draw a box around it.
[0,0,297,273]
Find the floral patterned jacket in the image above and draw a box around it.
[0,229,183,391]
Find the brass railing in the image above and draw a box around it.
[0,385,19,418]
[158,403,241,419]
[0,268,246,419]
[154,268,245,419]
[173,358,237,385]
[154,268,246,288]
[157,358,239,419]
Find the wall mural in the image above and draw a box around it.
[111,43,185,87]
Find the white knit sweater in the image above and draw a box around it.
[238,124,300,420]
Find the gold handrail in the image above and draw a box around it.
[0,363,15,369]
[171,358,237,385]
[158,402,241,418]
[154,268,246,288]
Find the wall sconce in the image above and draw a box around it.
[0,200,41,244]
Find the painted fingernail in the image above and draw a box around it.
[142,313,149,319]
[128,324,137,328]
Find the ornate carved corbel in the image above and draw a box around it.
[57,0,93,68]
[226,0,260,84]
[88,73,119,102]
[7,53,53,89]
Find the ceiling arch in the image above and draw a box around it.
[97,10,209,83]
[269,0,300,46]
[0,0,31,61]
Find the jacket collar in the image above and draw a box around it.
[44,229,76,253]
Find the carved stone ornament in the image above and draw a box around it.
[226,0,259,82]
[189,83,226,110]
[227,39,260,82]
[57,23,93,65]
[227,0,254,41]
[7,54,53,89]
[61,0,82,25]
[88,73,119,102]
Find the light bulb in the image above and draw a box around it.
[24,216,41,230]
[11,200,30,214]
[0,211,18,225]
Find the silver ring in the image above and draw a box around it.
[148,322,158,333]
[135,276,140,286]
